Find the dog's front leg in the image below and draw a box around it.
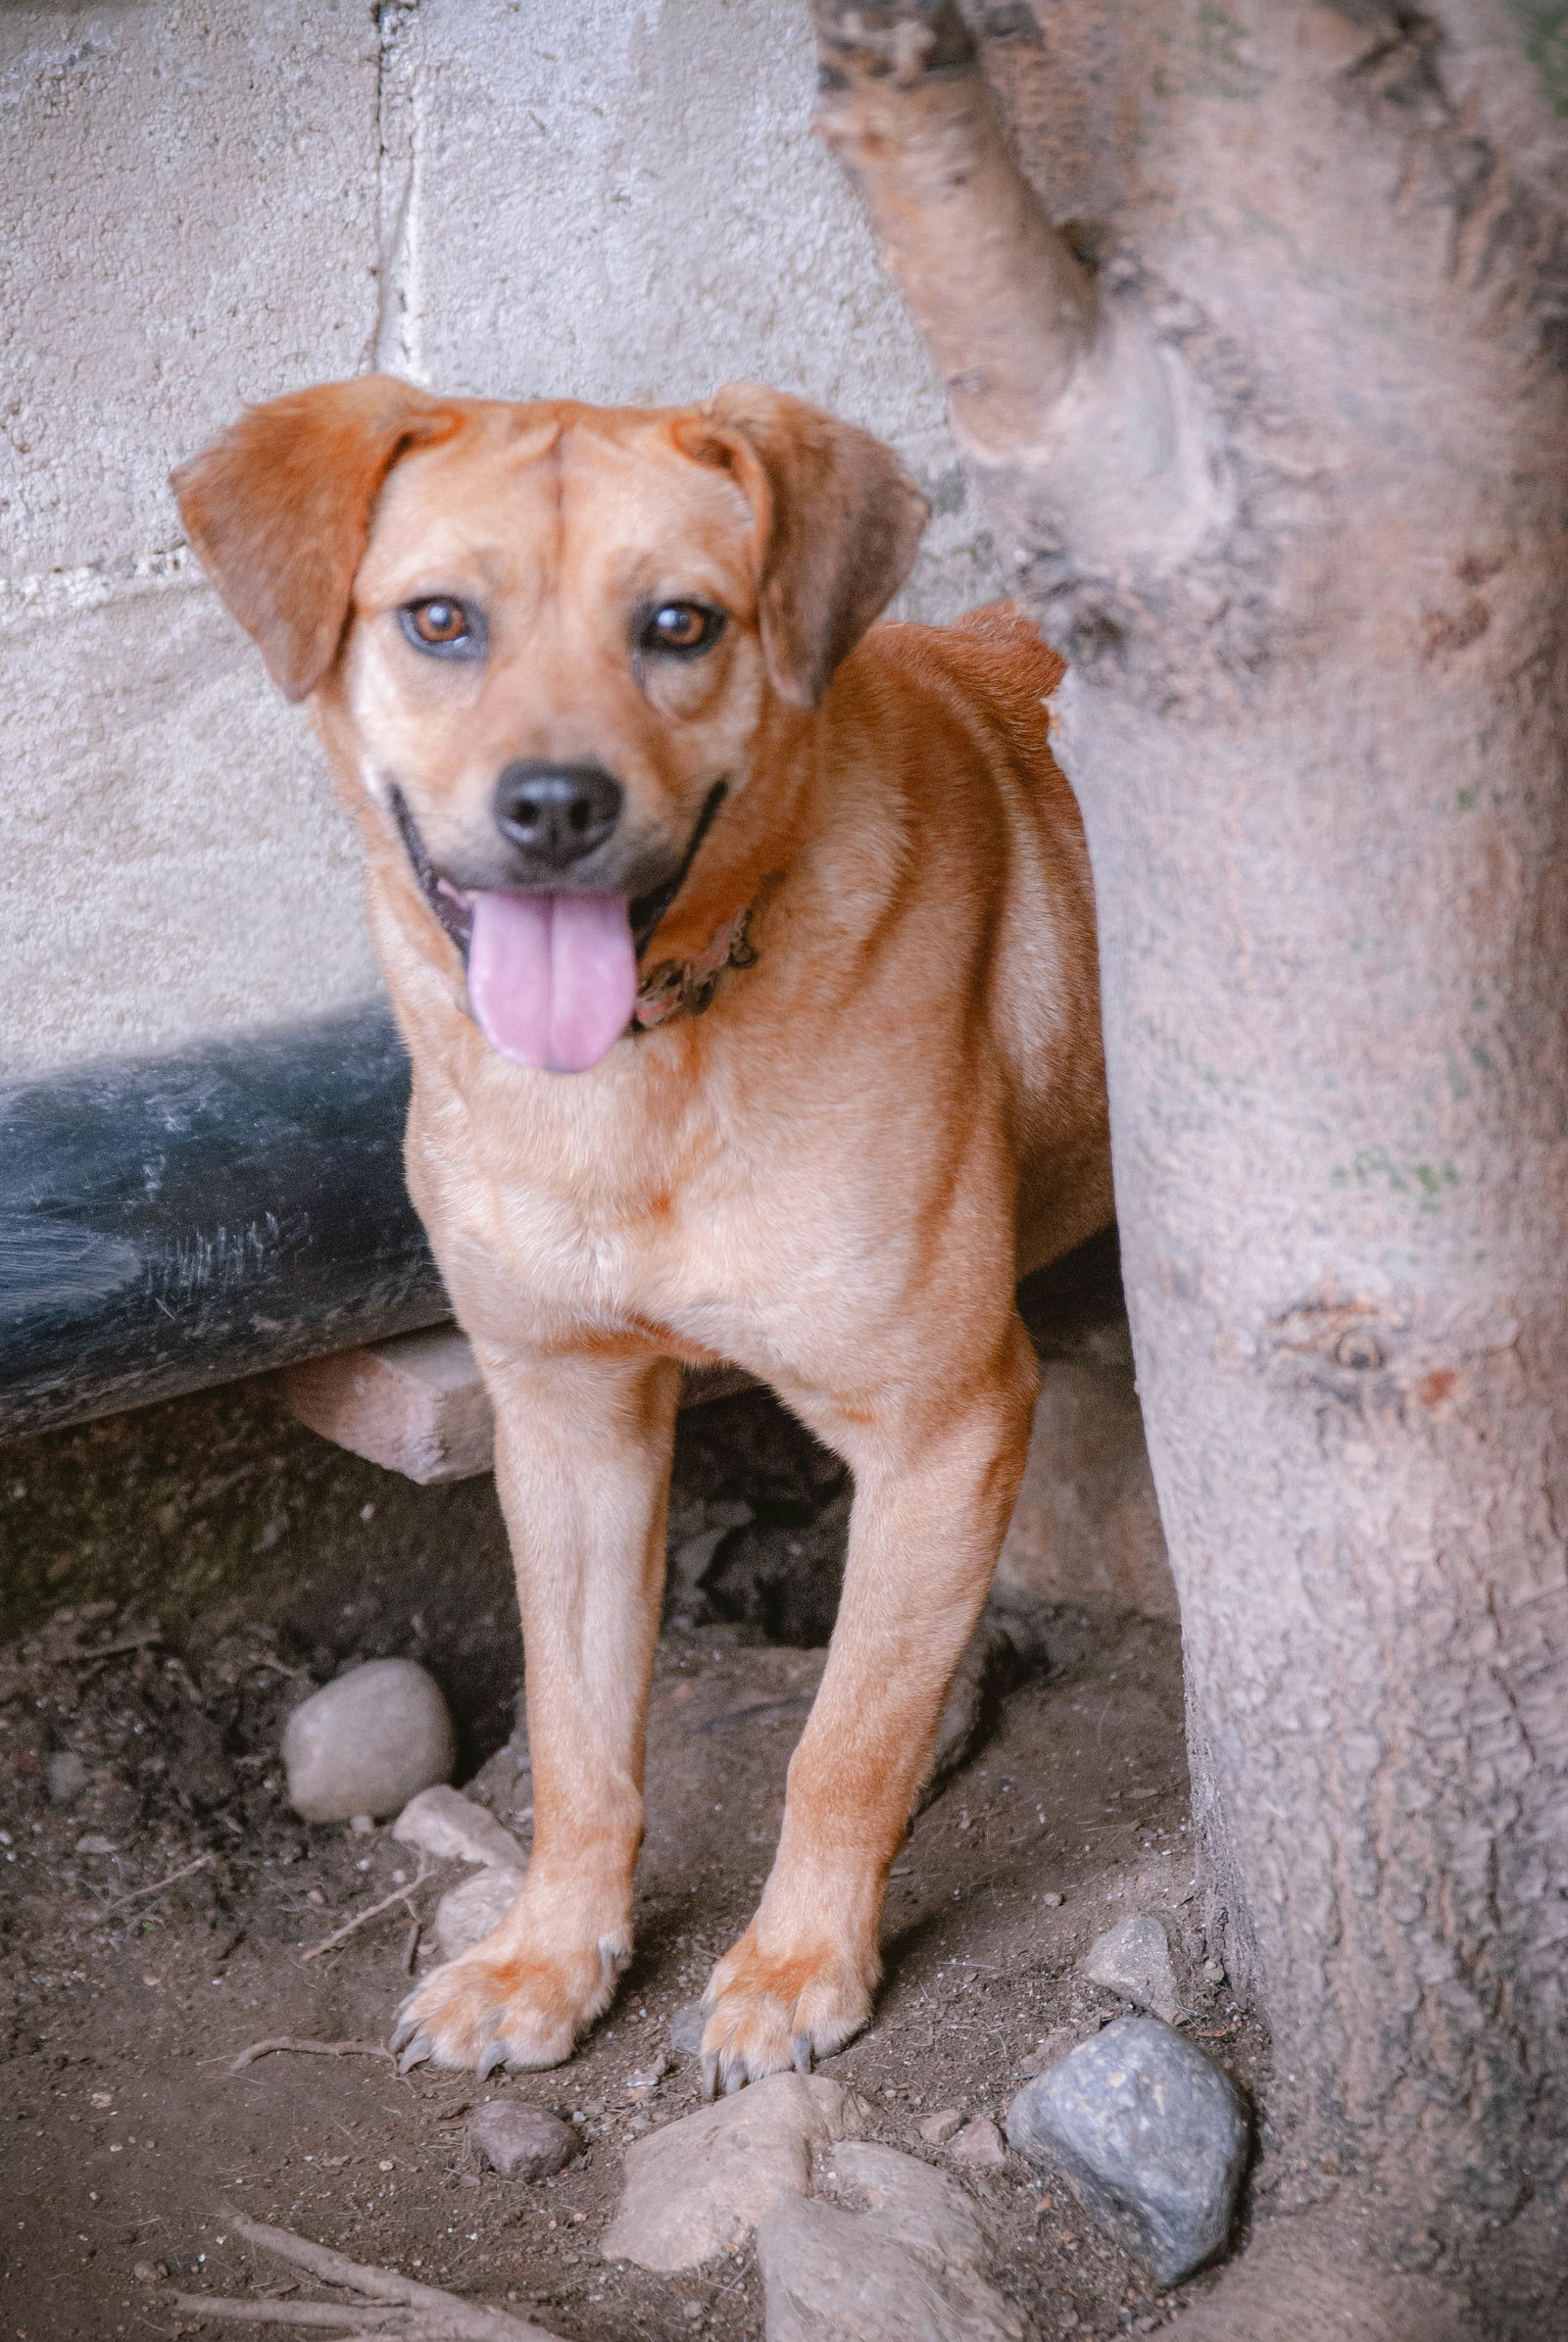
[700,1320,1039,2089]
[392,1347,680,2074]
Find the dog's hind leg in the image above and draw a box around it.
[390,1347,680,2074]
[698,1313,1039,2091]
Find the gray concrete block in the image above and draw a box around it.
[0,589,377,1076]
[0,1,381,579]
[401,0,1000,623]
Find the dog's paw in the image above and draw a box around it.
[389,1927,627,2075]
[698,1927,875,2094]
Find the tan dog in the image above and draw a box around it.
[172,375,1110,2087]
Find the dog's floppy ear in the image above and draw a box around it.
[686,383,929,708]
[170,374,459,702]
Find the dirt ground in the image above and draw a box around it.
[0,1389,1267,2342]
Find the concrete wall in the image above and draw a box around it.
[0,0,999,1080]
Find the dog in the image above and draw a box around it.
[172,375,1111,2088]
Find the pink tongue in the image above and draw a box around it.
[466,891,637,1074]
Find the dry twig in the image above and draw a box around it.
[300,1864,431,1964]
[228,2037,395,2076]
[168,2212,562,2338]
[99,1850,216,1914]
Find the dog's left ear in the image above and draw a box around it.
[686,384,930,708]
[171,374,459,702]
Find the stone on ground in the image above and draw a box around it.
[948,2116,1006,2168]
[756,2140,1025,2341]
[1083,1914,1182,2023]
[466,2098,579,2179]
[668,2002,707,2055]
[282,1658,456,1824]
[1005,2016,1247,2285]
[433,1863,523,1959]
[916,2109,962,2144]
[393,1781,527,1870]
[602,2073,867,2271]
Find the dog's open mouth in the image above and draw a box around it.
[389,782,726,1077]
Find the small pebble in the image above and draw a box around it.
[948,2115,1007,2167]
[47,1751,88,1807]
[466,2099,579,2179]
[283,1659,456,1824]
[1040,1890,1064,1907]
[917,2108,963,2144]
[627,2053,671,2091]
[1083,1914,1182,2023]
[74,1833,117,1855]
[668,2002,707,2056]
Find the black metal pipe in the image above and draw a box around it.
[0,1003,448,1439]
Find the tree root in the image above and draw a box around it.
[227,2037,395,2075]
[300,1862,432,1963]
[1165,2217,1476,2342]
[167,2213,564,2340]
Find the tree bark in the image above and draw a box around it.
[810,4,1568,2330]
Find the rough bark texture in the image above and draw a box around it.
[810,4,1568,2331]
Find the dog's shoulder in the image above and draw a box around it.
[861,599,1064,718]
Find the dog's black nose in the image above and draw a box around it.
[493,760,623,868]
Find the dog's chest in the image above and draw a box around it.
[411,1080,793,1361]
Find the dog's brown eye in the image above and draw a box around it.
[641,602,723,657]
[402,599,479,656]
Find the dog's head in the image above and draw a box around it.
[171,375,927,1072]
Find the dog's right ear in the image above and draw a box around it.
[170,375,459,702]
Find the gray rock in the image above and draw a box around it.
[1005,2016,1248,2284]
[669,2002,707,2056]
[757,2140,1024,2341]
[464,1720,532,1826]
[47,1750,87,1806]
[393,1782,527,1871]
[1083,1914,1182,2023]
[467,2098,578,2179]
[282,1659,456,1824]
[434,1863,523,1959]
[603,2072,867,2271]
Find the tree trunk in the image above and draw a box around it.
[808,5,1568,2331]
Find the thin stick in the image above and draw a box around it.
[167,2303,404,2331]
[402,1920,421,1976]
[300,1864,430,1964]
[168,2211,564,2338]
[229,2037,395,2076]
[73,1627,164,1667]
[99,1851,215,1913]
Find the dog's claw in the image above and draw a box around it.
[701,2051,719,2103]
[723,2064,745,2095]
[477,2041,509,2079]
[397,2031,433,2074]
[388,2015,419,2057]
[792,2032,813,2074]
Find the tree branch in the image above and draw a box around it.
[810,0,1097,462]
